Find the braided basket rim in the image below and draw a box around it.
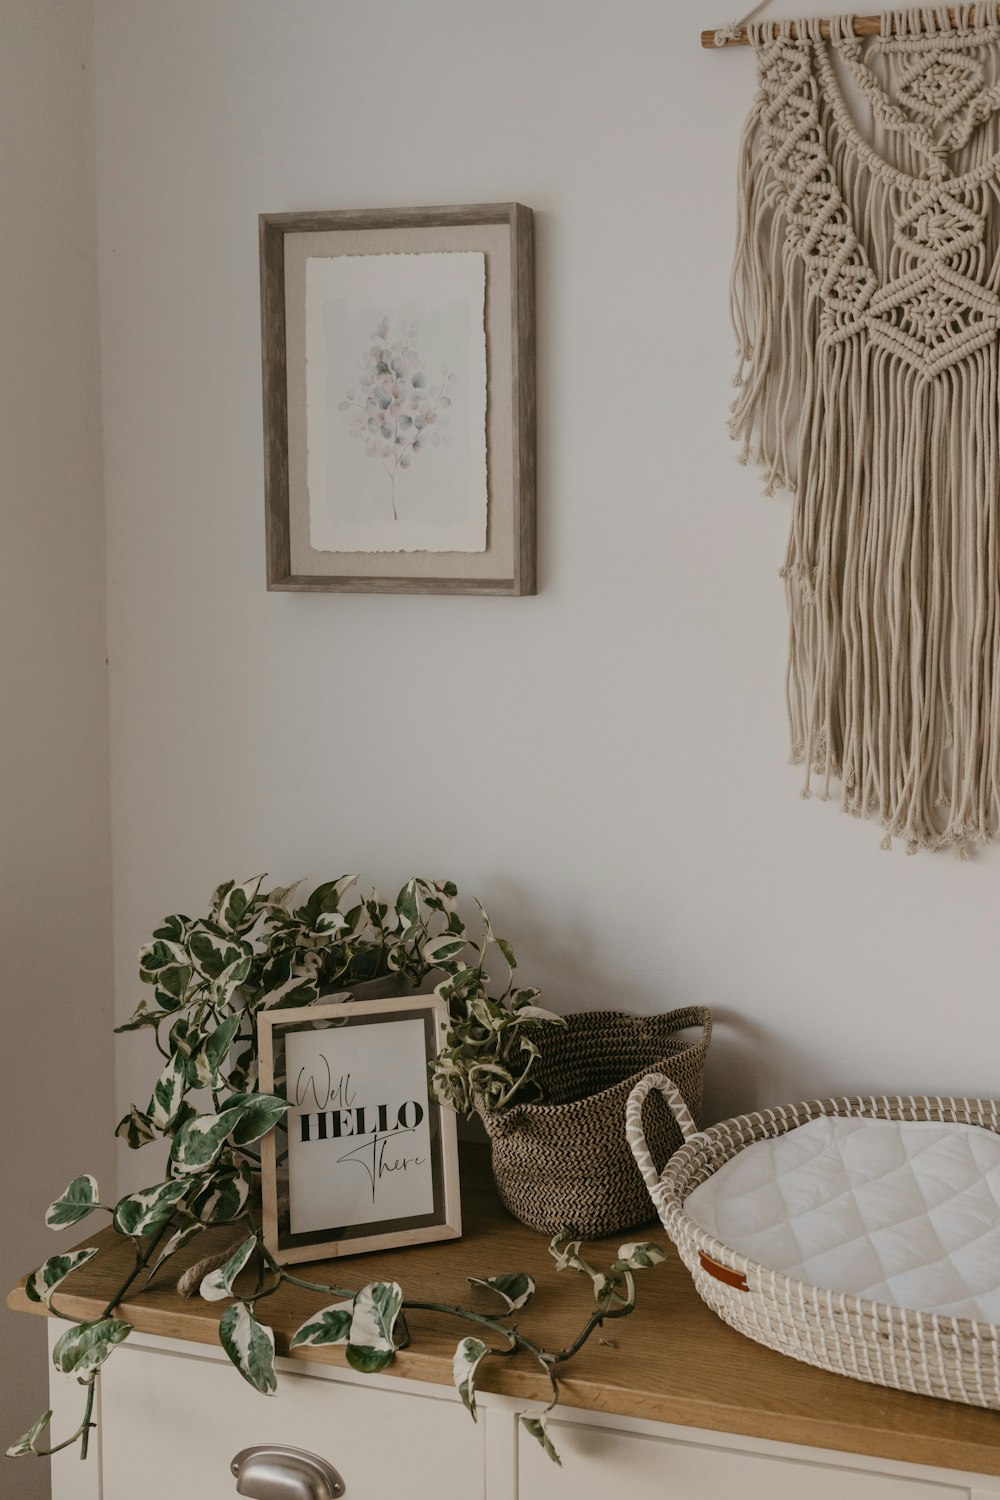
[477,1005,712,1123]
[653,1092,1000,1342]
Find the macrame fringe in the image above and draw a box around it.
[730,12,1000,851]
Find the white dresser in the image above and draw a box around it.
[44,1323,1000,1500]
[13,1153,1000,1500]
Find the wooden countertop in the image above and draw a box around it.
[9,1146,1000,1476]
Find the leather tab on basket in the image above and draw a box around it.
[699,1253,748,1292]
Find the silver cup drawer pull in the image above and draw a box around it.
[231,1445,346,1499]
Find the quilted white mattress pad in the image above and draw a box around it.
[684,1115,1000,1322]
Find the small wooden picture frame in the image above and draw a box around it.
[258,995,462,1265]
[259,203,536,595]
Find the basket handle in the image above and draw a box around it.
[626,1072,702,1195]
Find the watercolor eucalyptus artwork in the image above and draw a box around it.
[339,315,457,522]
[305,251,488,554]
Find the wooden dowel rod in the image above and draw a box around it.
[702,9,1000,46]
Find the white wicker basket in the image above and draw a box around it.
[626,1075,1000,1410]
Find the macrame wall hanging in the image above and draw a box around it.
[707,4,1000,854]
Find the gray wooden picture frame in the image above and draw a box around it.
[259,203,536,595]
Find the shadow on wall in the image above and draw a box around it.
[700,1009,861,1126]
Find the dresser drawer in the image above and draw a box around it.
[518,1417,972,1500]
[98,1341,484,1500]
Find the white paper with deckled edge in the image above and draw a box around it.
[285,1018,435,1235]
[305,251,487,554]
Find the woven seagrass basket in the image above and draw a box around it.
[626,1077,1000,1410]
[477,1007,711,1237]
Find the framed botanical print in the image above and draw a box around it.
[257,994,462,1264]
[259,203,536,594]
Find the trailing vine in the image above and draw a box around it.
[7,875,663,1467]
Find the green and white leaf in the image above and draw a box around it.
[208,955,253,1011]
[138,938,188,983]
[116,1104,156,1150]
[200,1236,257,1302]
[257,974,320,1011]
[521,1413,561,1465]
[513,1005,565,1024]
[147,1221,203,1277]
[590,1272,621,1301]
[169,1106,245,1175]
[289,1300,354,1350]
[187,1164,252,1224]
[187,924,248,981]
[113,1179,188,1237]
[219,1303,276,1395]
[452,1337,489,1419]
[467,1271,535,1312]
[6,1410,53,1458]
[420,932,468,967]
[52,1318,131,1378]
[25,1248,99,1307]
[196,1012,242,1086]
[225,1093,288,1146]
[213,875,265,933]
[115,999,170,1033]
[149,1052,188,1130]
[614,1242,667,1271]
[345,1281,403,1373]
[548,1235,591,1275]
[45,1175,100,1229]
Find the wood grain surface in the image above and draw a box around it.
[9,1146,1000,1475]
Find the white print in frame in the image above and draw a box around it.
[305,251,488,554]
[258,995,462,1265]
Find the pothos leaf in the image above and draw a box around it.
[208,954,253,1009]
[420,932,468,966]
[45,1175,100,1229]
[225,1093,288,1146]
[5,1410,53,1458]
[214,875,265,933]
[187,924,247,981]
[52,1318,131,1378]
[521,1413,561,1465]
[219,1303,276,1395]
[187,1163,252,1224]
[149,1051,187,1130]
[138,938,187,983]
[198,1012,243,1085]
[548,1235,590,1274]
[115,1000,170,1033]
[452,1336,489,1419]
[614,1241,667,1271]
[256,974,320,1011]
[116,1104,156,1150]
[345,1281,403,1373]
[199,1236,257,1303]
[467,1271,535,1312]
[495,937,517,970]
[169,1106,245,1175]
[146,1221,203,1277]
[25,1248,99,1307]
[113,1179,188,1237]
[289,1301,354,1350]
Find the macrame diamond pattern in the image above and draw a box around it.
[731,17,1000,851]
[756,33,1000,379]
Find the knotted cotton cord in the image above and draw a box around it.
[731,10,1000,851]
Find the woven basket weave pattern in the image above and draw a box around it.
[478,1008,711,1237]
[628,1084,1000,1410]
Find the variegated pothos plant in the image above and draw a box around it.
[8,875,666,1468]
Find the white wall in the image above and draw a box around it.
[1,5,111,1496]
[94,0,1000,1201]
